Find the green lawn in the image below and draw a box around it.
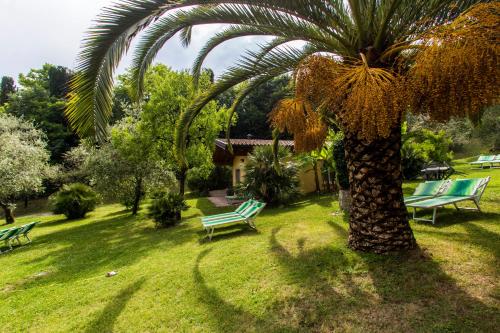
[1,161,499,332]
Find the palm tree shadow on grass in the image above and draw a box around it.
[84,278,145,332]
[265,223,498,331]
[193,249,270,332]
[328,219,498,331]
[10,214,196,290]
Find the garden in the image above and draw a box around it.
[0,1,499,332]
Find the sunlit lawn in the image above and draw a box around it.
[0,159,498,332]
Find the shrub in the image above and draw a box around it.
[187,166,232,196]
[50,183,100,219]
[148,191,189,228]
[243,145,300,205]
[332,139,350,190]
[401,129,453,180]
[401,144,427,180]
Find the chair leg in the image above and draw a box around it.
[432,208,438,225]
[453,203,460,211]
[474,200,481,212]
[25,234,32,244]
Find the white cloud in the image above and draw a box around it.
[0,0,268,82]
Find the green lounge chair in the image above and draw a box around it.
[470,155,495,168]
[201,201,266,240]
[492,154,500,168]
[0,227,23,253]
[404,180,450,204]
[202,199,255,223]
[16,222,38,244]
[407,177,491,224]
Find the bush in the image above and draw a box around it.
[401,129,453,180]
[148,191,189,228]
[50,183,100,219]
[243,146,300,205]
[187,166,232,196]
[332,139,350,190]
[401,144,427,180]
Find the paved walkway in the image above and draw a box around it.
[207,190,231,207]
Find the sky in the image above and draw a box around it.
[0,0,266,82]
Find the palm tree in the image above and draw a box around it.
[67,1,499,253]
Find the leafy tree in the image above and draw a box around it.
[243,145,300,205]
[7,64,77,162]
[67,1,499,254]
[86,119,175,215]
[0,114,51,224]
[126,65,227,196]
[220,76,291,139]
[0,76,16,106]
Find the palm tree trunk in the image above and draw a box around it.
[178,167,188,198]
[344,125,416,253]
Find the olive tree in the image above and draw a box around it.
[0,114,51,224]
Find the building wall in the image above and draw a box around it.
[231,156,323,194]
[298,161,324,194]
[232,155,248,185]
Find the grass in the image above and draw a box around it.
[0,161,499,332]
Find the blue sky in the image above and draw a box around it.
[0,0,266,82]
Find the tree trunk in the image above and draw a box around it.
[132,177,143,215]
[178,167,188,198]
[313,161,321,193]
[1,203,15,225]
[344,126,416,254]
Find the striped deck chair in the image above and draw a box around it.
[470,155,495,168]
[491,155,500,168]
[201,201,266,240]
[0,227,23,253]
[16,222,38,244]
[404,180,450,204]
[201,200,255,224]
[407,177,491,224]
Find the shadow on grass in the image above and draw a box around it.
[410,209,500,228]
[11,213,196,290]
[85,278,145,333]
[197,224,260,244]
[192,221,498,332]
[193,249,270,332]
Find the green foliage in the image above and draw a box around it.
[187,166,232,196]
[402,129,453,180]
[475,106,500,149]
[0,114,51,223]
[115,65,227,195]
[5,64,77,162]
[332,137,350,191]
[0,76,16,106]
[49,183,100,220]
[85,119,176,213]
[220,76,292,139]
[148,191,189,228]
[243,146,299,205]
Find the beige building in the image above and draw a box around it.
[213,139,325,194]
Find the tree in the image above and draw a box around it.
[243,145,300,205]
[7,64,78,162]
[119,65,227,196]
[86,118,175,215]
[219,76,292,139]
[0,114,51,224]
[67,1,499,253]
[0,76,16,106]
